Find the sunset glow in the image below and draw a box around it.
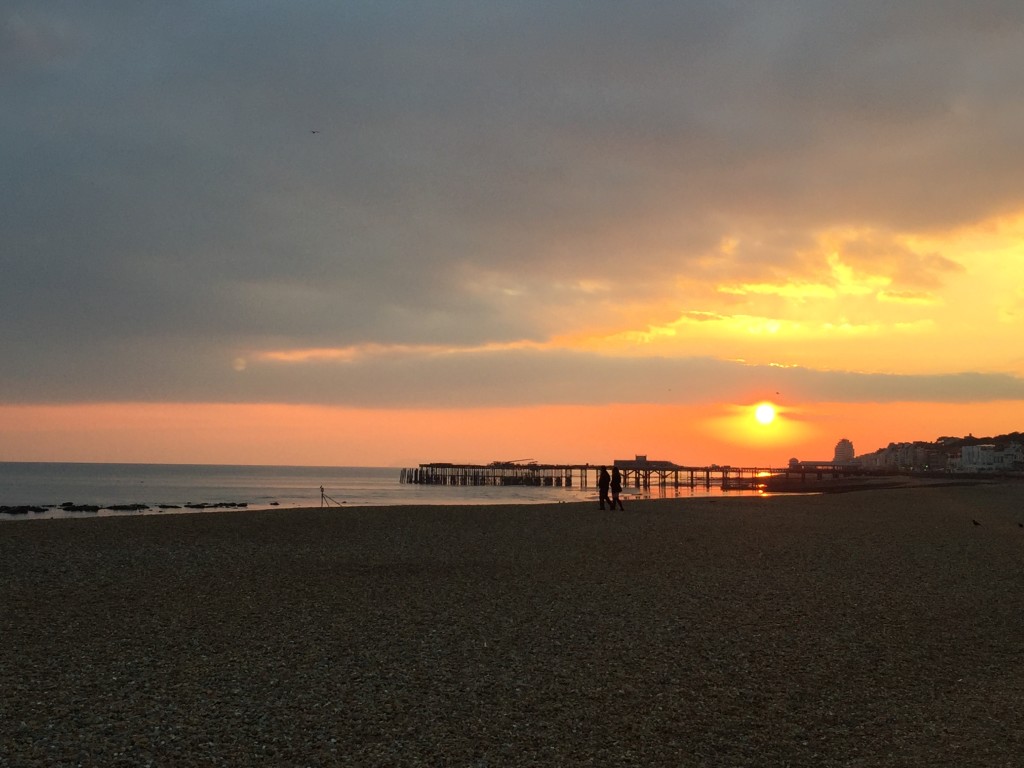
[755,403,777,425]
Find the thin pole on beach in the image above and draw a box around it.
[320,485,344,507]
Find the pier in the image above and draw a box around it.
[400,459,804,491]
[400,462,586,487]
[400,456,868,492]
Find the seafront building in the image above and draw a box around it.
[833,439,855,464]
[855,441,949,472]
[950,443,1024,472]
[854,439,1023,473]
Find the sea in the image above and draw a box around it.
[0,462,762,520]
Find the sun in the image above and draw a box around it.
[754,402,777,425]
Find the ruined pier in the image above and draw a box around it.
[399,458,804,490]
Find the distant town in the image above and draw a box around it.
[820,432,1024,474]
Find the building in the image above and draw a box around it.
[833,438,855,464]
[612,455,681,471]
[856,441,950,471]
[953,443,1024,472]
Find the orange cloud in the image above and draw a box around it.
[252,339,550,365]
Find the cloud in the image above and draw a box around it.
[3,1,1024,412]
[1,8,78,70]
[832,232,965,290]
[3,337,1023,409]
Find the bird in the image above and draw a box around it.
[972,519,982,526]
[310,130,320,134]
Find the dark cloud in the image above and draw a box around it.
[2,342,1022,410]
[3,1,1023,406]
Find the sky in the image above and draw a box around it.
[3,1,1024,468]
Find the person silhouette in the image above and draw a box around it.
[610,467,625,510]
[598,467,612,510]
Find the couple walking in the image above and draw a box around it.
[598,466,624,510]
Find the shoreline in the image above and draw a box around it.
[4,484,1024,765]
[2,474,1013,521]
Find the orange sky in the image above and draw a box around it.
[2,212,1022,467]
[1,400,1018,468]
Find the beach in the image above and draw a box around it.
[3,483,1023,767]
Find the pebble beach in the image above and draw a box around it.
[3,483,1024,767]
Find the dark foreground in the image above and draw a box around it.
[3,484,1024,767]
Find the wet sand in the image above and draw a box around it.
[3,483,1024,766]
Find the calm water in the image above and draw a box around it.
[0,462,759,520]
